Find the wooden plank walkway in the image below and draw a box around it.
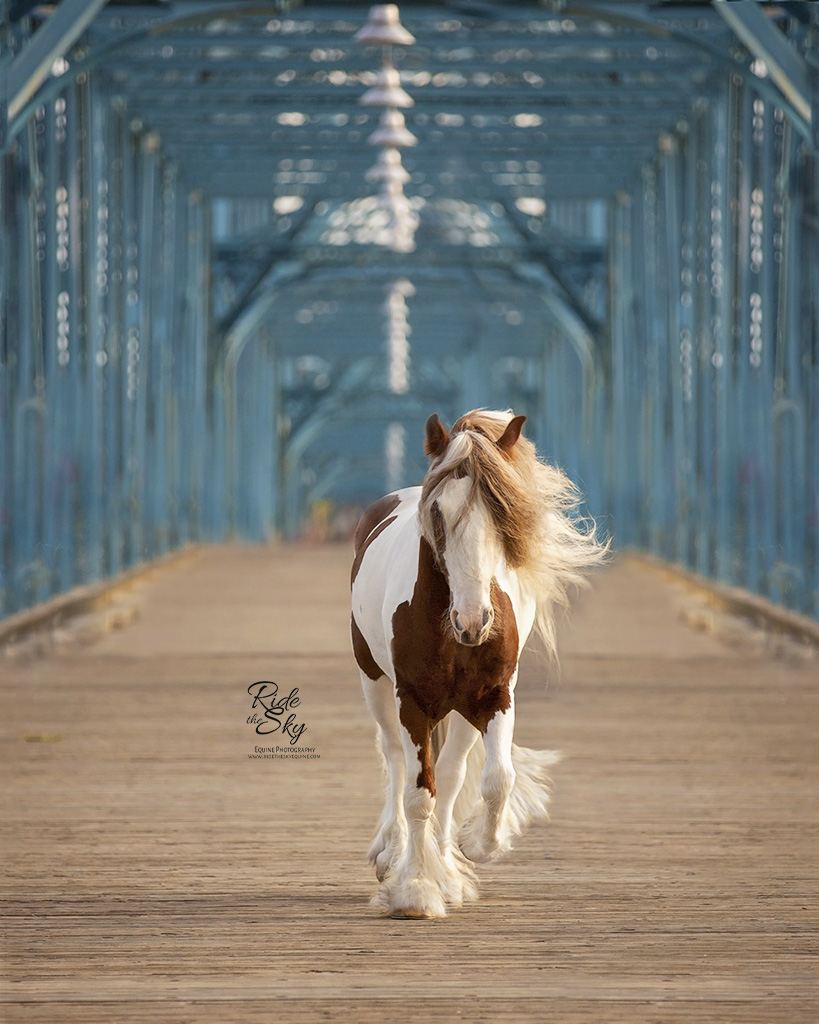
[1,544,817,1023]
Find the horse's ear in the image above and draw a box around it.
[424,414,450,458]
[496,414,526,456]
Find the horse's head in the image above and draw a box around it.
[421,411,527,647]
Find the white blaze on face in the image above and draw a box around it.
[436,476,501,645]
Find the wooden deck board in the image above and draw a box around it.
[2,545,817,1022]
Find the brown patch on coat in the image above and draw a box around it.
[351,515,397,586]
[395,694,437,797]
[351,614,385,681]
[351,493,401,586]
[354,493,401,552]
[391,537,519,794]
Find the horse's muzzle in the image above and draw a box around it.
[450,606,494,646]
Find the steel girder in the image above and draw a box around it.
[2,0,818,618]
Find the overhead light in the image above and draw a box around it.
[367,109,417,148]
[360,66,414,108]
[355,4,416,47]
[355,4,419,253]
[366,147,411,186]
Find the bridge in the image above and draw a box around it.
[1,2,818,1021]
[1,0,817,618]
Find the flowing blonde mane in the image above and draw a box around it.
[419,409,608,658]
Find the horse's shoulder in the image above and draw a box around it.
[353,488,421,551]
[353,492,403,554]
[351,490,419,588]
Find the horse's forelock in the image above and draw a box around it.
[452,408,515,441]
[420,423,539,569]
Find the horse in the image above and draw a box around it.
[350,409,607,918]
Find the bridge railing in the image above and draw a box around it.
[606,76,818,618]
[0,73,213,617]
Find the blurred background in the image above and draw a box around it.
[1,0,817,619]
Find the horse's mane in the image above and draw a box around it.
[419,409,608,658]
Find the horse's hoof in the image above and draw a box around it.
[390,907,434,920]
[458,831,509,864]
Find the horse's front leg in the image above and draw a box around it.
[459,680,518,864]
[372,693,459,919]
[360,673,407,882]
[432,713,480,905]
[434,712,480,844]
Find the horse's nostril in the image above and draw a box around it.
[482,608,492,627]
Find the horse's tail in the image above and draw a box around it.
[433,716,561,839]
[505,743,561,835]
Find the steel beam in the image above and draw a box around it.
[103,81,710,107]
[712,0,812,135]
[6,0,110,123]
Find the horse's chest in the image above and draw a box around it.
[417,642,516,729]
[390,545,520,732]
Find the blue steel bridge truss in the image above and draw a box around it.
[0,1,817,619]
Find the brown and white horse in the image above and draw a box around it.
[351,409,607,918]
